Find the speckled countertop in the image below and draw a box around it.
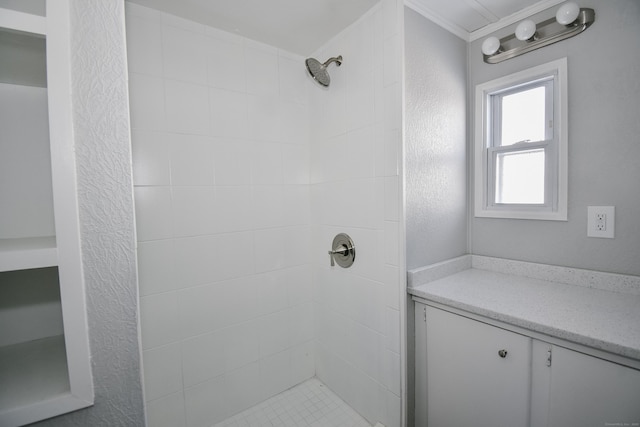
[408,256,640,361]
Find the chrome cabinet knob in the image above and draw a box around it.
[498,349,508,358]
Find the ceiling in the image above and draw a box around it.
[127,0,564,54]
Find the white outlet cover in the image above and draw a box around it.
[587,206,615,238]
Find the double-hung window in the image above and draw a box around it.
[474,58,568,220]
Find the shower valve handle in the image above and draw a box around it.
[328,245,349,267]
[327,233,356,268]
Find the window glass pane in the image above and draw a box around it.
[495,148,545,204]
[500,86,546,146]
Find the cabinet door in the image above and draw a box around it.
[425,306,531,427]
[548,345,640,427]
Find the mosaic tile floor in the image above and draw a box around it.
[213,377,372,427]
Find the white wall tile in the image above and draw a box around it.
[279,53,308,104]
[346,72,375,131]
[209,87,248,138]
[383,388,402,427]
[171,187,216,237]
[350,369,383,424]
[126,14,163,77]
[245,41,279,97]
[383,34,400,87]
[140,292,182,349]
[384,307,400,354]
[250,143,283,185]
[131,130,170,186]
[254,226,309,273]
[146,392,186,427]
[206,36,246,92]
[181,330,225,387]
[260,349,294,397]
[281,144,309,185]
[222,320,261,371]
[284,265,312,306]
[252,186,284,229]
[179,276,256,338]
[184,376,228,427]
[254,270,289,315]
[161,11,206,34]
[384,176,399,221]
[129,73,166,131]
[224,362,262,416]
[134,186,173,241]
[289,302,314,346]
[384,220,399,266]
[259,310,291,357]
[248,95,280,142]
[162,25,207,85]
[164,79,210,135]
[169,134,215,186]
[381,349,401,396]
[281,185,310,226]
[138,239,176,296]
[212,186,253,233]
[349,275,384,333]
[290,341,315,384]
[126,2,161,21]
[349,322,382,381]
[143,343,183,401]
[280,103,310,148]
[173,232,254,288]
[383,264,400,311]
[212,140,252,186]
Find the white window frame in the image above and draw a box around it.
[474,58,568,221]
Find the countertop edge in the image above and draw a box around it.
[408,286,640,361]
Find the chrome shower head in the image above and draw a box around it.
[305,55,342,87]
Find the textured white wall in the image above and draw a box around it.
[33,0,146,425]
[309,0,403,425]
[469,0,640,276]
[404,7,468,270]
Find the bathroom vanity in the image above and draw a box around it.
[408,256,640,427]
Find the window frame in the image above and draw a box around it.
[474,58,568,221]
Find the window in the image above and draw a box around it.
[474,58,568,220]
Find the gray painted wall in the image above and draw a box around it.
[404,7,468,270]
[469,0,640,276]
[35,0,146,425]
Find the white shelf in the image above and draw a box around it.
[0,237,57,272]
[0,7,46,36]
[0,335,69,413]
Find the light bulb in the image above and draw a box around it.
[481,37,501,56]
[515,19,537,41]
[556,2,580,25]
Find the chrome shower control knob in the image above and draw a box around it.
[498,349,508,358]
[328,233,355,268]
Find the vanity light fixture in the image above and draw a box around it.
[481,2,595,64]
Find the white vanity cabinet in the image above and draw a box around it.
[0,1,93,426]
[414,301,640,427]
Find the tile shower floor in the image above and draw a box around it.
[213,378,372,427]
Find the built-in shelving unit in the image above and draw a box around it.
[0,1,94,425]
[0,237,57,272]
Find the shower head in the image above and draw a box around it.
[305,55,342,87]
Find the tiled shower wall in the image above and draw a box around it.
[127,0,403,426]
[127,4,313,426]
[309,1,402,426]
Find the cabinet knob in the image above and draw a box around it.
[498,349,508,358]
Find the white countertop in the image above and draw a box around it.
[408,256,640,361]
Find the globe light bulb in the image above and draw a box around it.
[515,19,537,41]
[556,2,580,25]
[481,36,501,56]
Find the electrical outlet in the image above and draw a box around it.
[587,206,615,238]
